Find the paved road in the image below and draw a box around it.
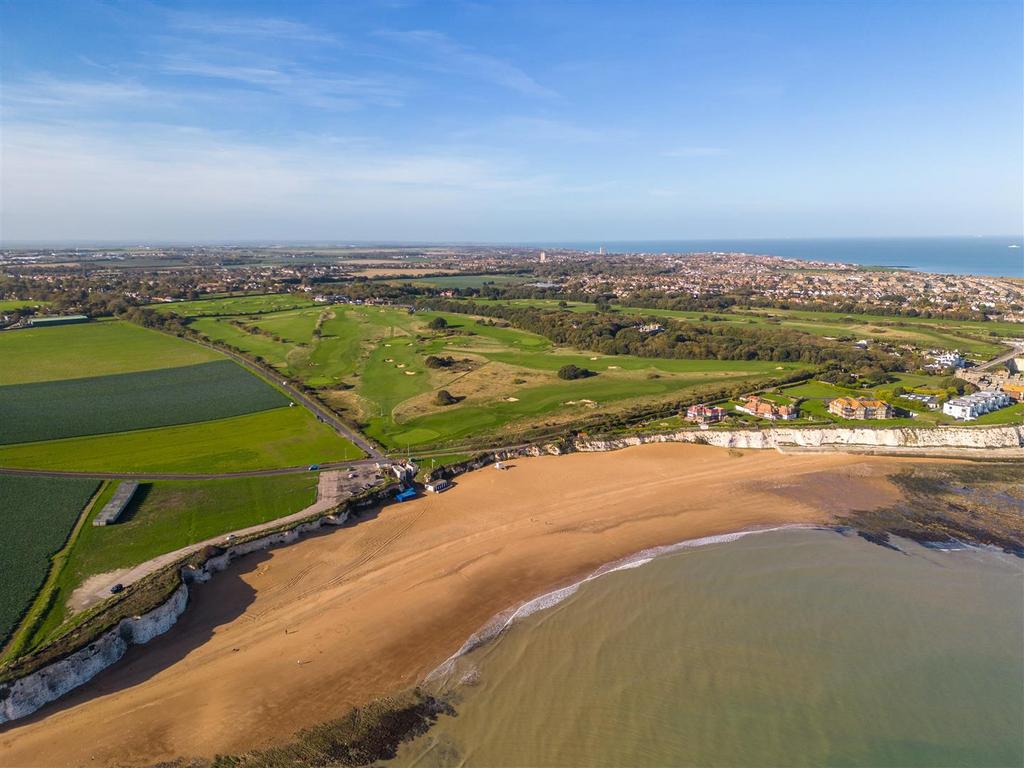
[67,470,358,613]
[976,342,1024,372]
[0,458,385,481]
[188,338,384,459]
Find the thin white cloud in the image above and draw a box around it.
[158,54,404,109]
[0,121,559,241]
[166,12,337,44]
[1,76,163,110]
[378,29,556,98]
[663,147,728,158]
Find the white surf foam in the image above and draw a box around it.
[426,524,825,683]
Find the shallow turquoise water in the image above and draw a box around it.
[392,529,1024,767]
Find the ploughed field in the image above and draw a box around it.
[0,319,362,471]
[173,297,807,450]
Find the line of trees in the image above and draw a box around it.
[420,298,898,370]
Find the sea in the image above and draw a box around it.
[538,237,1023,278]
[390,528,1024,768]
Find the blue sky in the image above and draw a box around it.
[1,0,1021,243]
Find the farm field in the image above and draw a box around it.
[150,293,315,317]
[0,319,221,386]
[0,407,361,473]
[180,300,808,450]
[0,476,99,645]
[21,474,319,651]
[0,360,288,444]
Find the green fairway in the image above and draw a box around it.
[0,360,288,444]
[457,298,1015,359]
[185,302,809,451]
[0,299,51,312]
[0,406,362,473]
[191,306,369,387]
[151,293,315,317]
[393,273,531,289]
[0,319,222,386]
[0,476,99,645]
[21,474,319,650]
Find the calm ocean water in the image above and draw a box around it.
[392,529,1024,768]
[539,237,1023,278]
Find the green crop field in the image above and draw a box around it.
[0,360,289,445]
[23,474,319,649]
[0,406,362,473]
[0,319,222,386]
[151,293,315,317]
[0,476,99,645]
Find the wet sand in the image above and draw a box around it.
[0,444,913,766]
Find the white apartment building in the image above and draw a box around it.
[942,390,1011,420]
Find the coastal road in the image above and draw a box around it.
[0,458,385,481]
[185,337,385,460]
[975,341,1024,371]
[66,470,361,613]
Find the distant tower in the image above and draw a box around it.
[539,251,547,263]
[598,246,605,255]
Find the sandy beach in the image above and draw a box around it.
[0,444,916,766]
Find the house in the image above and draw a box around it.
[735,395,799,421]
[827,397,893,420]
[942,391,1012,420]
[927,349,966,370]
[424,479,451,493]
[1000,383,1024,402]
[686,404,726,424]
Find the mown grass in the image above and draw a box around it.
[187,303,809,451]
[0,319,221,386]
[0,407,362,473]
[0,360,288,445]
[24,474,319,650]
[0,476,99,646]
[191,307,370,387]
[150,293,315,317]
[460,298,1014,358]
[0,299,51,312]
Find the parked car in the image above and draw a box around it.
[110,583,124,594]
[308,464,320,471]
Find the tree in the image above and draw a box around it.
[434,389,458,406]
[558,364,596,380]
[428,316,448,330]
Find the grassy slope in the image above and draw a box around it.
[25,474,319,651]
[0,407,362,473]
[0,299,51,312]
[0,360,288,444]
[0,476,99,645]
[0,319,221,385]
[150,293,315,317]
[186,303,808,450]
[462,298,1013,358]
